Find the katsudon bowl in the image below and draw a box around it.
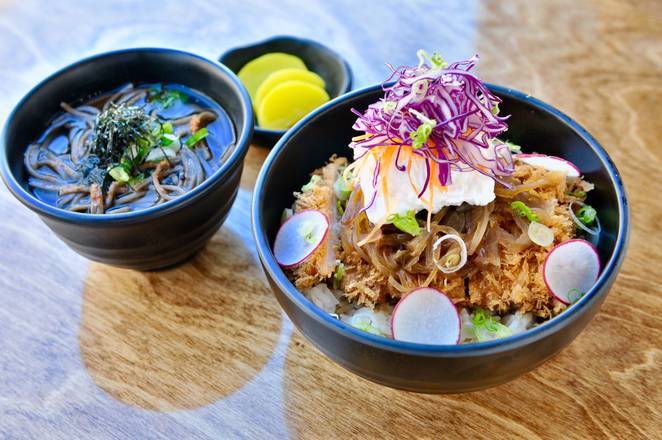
[0,48,253,270]
[252,83,629,393]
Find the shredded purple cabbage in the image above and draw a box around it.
[350,53,514,191]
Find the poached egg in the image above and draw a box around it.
[352,145,495,224]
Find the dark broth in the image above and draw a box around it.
[25,83,235,214]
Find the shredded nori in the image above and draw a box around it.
[92,103,153,169]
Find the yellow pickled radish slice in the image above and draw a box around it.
[257,80,330,130]
[255,68,326,109]
[237,53,307,101]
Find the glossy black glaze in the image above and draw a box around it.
[252,84,629,393]
[220,35,352,147]
[0,48,253,270]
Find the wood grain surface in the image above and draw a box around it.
[0,0,660,438]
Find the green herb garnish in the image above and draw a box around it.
[409,109,436,149]
[388,210,421,236]
[382,101,397,113]
[160,136,174,147]
[149,88,187,108]
[417,49,448,69]
[354,321,382,335]
[299,221,319,244]
[567,190,587,198]
[185,127,209,148]
[336,199,345,216]
[510,201,539,222]
[108,165,130,183]
[471,309,512,342]
[301,175,321,192]
[333,263,345,289]
[504,140,522,154]
[576,204,597,226]
[127,173,146,189]
[333,174,352,201]
[567,288,585,304]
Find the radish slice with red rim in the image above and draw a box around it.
[273,209,329,268]
[391,287,460,344]
[516,153,580,177]
[543,239,601,305]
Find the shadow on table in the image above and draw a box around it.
[78,224,282,411]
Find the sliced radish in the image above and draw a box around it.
[543,239,600,305]
[391,287,460,345]
[273,209,329,268]
[516,153,580,177]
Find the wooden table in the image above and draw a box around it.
[0,0,660,438]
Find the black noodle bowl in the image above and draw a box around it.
[24,83,235,215]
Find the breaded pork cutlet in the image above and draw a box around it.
[289,158,593,318]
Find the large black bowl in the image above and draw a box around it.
[220,35,352,147]
[252,83,629,393]
[0,48,253,270]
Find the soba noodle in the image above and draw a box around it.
[25,83,235,214]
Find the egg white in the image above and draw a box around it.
[354,147,495,223]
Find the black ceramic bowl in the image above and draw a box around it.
[220,35,352,147]
[252,84,629,393]
[0,48,253,270]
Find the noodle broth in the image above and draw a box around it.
[24,83,235,214]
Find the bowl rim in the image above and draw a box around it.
[219,35,353,136]
[252,82,630,356]
[0,47,254,225]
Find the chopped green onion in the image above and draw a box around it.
[333,263,345,289]
[301,175,321,192]
[491,103,500,115]
[333,174,352,201]
[416,49,448,69]
[108,165,130,183]
[576,204,597,226]
[471,309,512,341]
[128,173,146,188]
[409,109,436,149]
[504,140,522,154]
[388,210,421,236]
[160,135,175,147]
[298,220,320,244]
[510,201,540,222]
[567,190,586,198]
[567,288,585,304]
[151,146,179,162]
[185,127,209,148]
[354,321,382,335]
[382,101,397,113]
[150,88,187,108]
[162,122,173,134]
[149,121,162,138]
[336,199,345,216]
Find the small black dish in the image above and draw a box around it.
[219,35,352,147]
[252,83,630,393]
[0,48,253,270]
